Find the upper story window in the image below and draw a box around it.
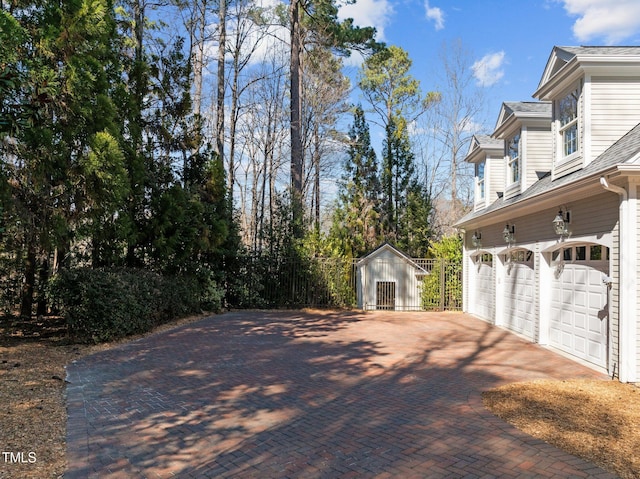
[507,131,521,185]
[476,162,485,199]
[558,87,579,158]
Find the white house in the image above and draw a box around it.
[356,243,427,311]
[456,46,640,382]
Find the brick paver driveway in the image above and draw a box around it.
[66,310,616,478]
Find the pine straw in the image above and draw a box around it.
[483,379,640,479]
[0,313,209,479]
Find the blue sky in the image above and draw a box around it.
[339,0,640,129]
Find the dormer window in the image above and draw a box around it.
[558,86,579,157]
[507,131,521,185]
[476,162,485,199]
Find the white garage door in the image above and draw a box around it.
[504,250,535,340]
[473,253,494,320]
[550,245,608,369]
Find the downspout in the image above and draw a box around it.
[600,176,636,382]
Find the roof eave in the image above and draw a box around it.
[455,165,623,229]
[534,59,582,100]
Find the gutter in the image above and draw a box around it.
[600,175,637,382]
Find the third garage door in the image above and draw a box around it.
[550,245,609,369]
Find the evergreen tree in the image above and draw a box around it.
[1,0,124,317]
[400,181,432,257]
[329,106,380,258]
[381,116,414,243]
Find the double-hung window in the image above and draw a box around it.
[507,132,520,185]
[476,161,485,200]
[559,87,579,158]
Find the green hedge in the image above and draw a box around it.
[50,268,223,343]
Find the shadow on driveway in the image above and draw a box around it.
[66,310,615,478]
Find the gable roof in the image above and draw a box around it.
[493,101,551,138]
[535,46,640,100]
[465,134,503,163]
[357,243,428,275]
[456,121,640,227]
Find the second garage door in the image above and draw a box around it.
[504,249,535,340]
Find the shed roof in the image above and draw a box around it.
[357,243,428,275]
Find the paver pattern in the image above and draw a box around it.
[66,310,617,478]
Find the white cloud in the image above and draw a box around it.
[424,1,444,31]
[472,51,506,87]
[560,0,640,44]
[338,0,394,41]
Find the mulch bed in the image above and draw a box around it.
[483,378,640,479]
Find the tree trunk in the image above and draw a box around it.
[36,256,49,317]
[20,238,36,319]
[193,0,207,118]
[289,0,304,236]
[313,123,321,232]
[215,0,226,159]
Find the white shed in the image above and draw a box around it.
[356,243,428,311]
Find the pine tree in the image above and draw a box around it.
[381,116,414,242]
[329,106,380,258]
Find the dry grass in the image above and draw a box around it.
[484,379,640,479]
[2,315,640,478]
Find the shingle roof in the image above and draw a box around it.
[474,134,503,149]
[456,122,640,225]
[557,46,640,56]
[503,102,552,115]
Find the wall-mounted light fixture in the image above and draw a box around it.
[552,209,571,237]
[471,231,482,248]
[503,224,515,244]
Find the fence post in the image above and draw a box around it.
[439,260,446,311]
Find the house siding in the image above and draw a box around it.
[636,183,640,377]
[524,126,552,190]
[488,154,505,203]
[591,77,640,163]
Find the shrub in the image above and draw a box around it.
[50,268,222,343]
[420,235,462,311]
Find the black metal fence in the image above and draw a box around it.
[226,256,462,312]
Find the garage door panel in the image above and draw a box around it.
[550,258,608,369]
[574,291,587,307]
[505,260,534,340]
[472,258,494,320]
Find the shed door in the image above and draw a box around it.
[550,245,608,369]
[376,281,396,310]
[504,250,535,340]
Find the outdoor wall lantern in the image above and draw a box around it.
[503,224,515,244]
[552,209,571,237]
[471,231,482,248]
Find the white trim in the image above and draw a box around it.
[600,176,637,382]
[583,74,592,164]
[538,250,551,345]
